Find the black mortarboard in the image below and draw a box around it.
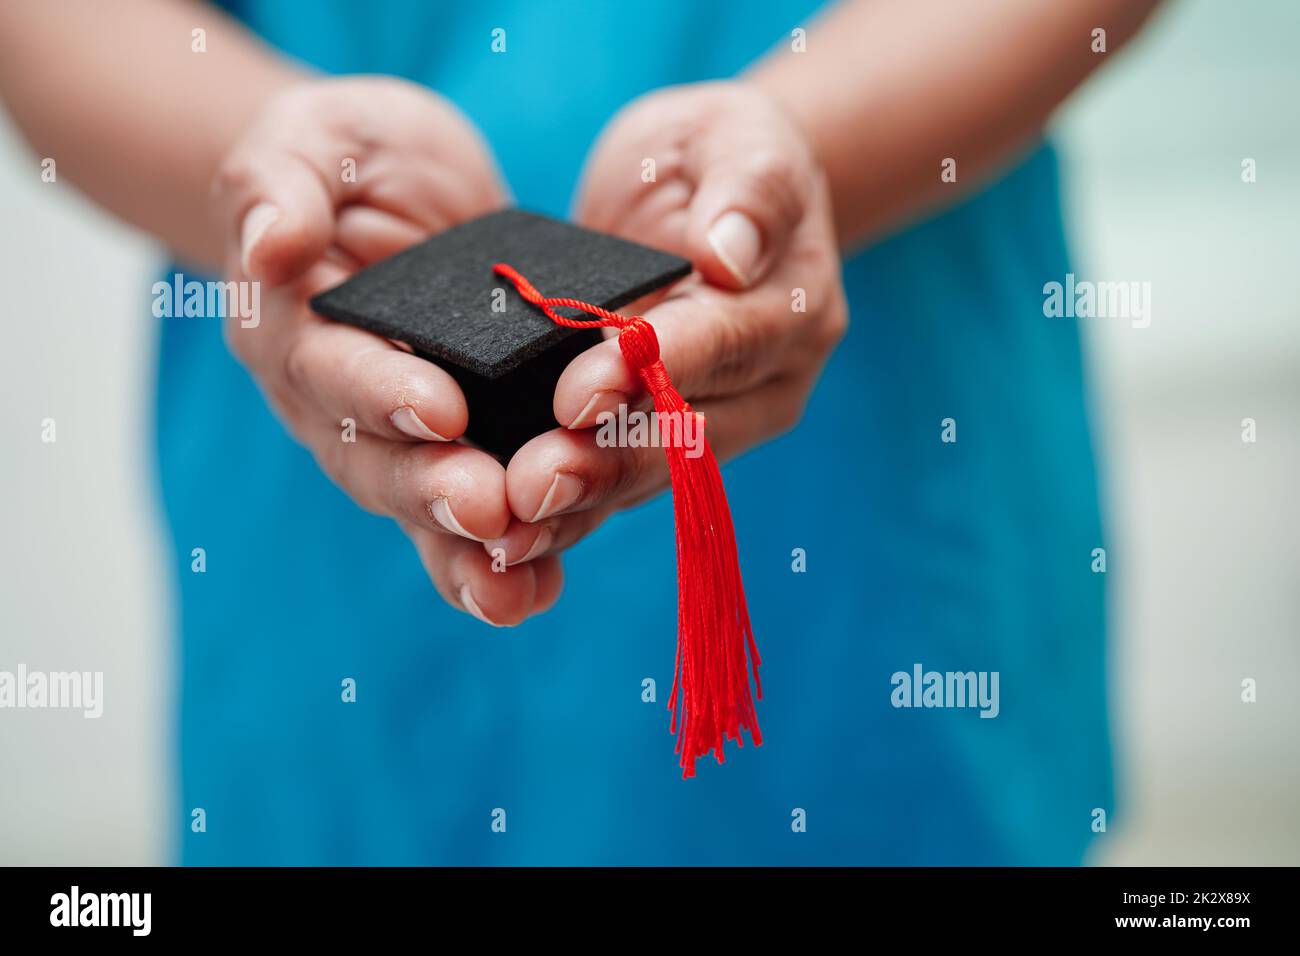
[311,209,690,458]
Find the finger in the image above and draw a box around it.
[223,256,350,388]
[213,142,346,285]
[359,156,505,234]
[481,506,611,568]
[581,173,693,256]
[553,280,802,428]
[284,317,469,442]
[304,426,511,542]
[682,132,813,290]
[530,556,565,615]
[334,205,428,265]
[223,247,468,447]
[405,525,564,627]
[511,373,815,524]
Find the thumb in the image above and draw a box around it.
[213,148,338,285]
[684,143,811,290]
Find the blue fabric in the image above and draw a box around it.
[159,0,1112,864]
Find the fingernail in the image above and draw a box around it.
[530,473,583,523]
[515,526,553,565]
[568,390,628,430]
[459,584,504,627]
[240,202,280,277]
[429,497,485,542]
[706,210,762,286]
[391,406,449,441]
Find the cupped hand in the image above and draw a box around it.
[213,76,562,626]
[487,82,848,571]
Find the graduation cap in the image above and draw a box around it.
[310,209,691,458]
[312,209,761,778]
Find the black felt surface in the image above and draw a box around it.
[310,209,691,380]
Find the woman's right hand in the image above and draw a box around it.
[213,76,563,626]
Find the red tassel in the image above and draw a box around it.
[494,263,762,777]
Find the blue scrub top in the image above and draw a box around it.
[159,0,1112,864]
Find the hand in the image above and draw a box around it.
[488,82,847,573]
[214,77,562,626]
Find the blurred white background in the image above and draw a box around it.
[1,0,1297,865]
